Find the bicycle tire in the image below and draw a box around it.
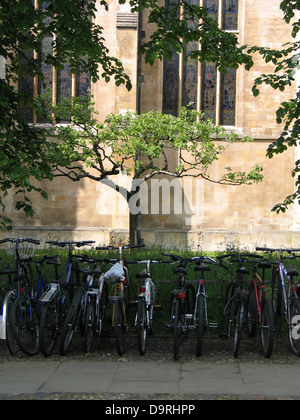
[59,285,85,355]
[0,288,4,313]
[137,298,147,356]
[247,285,258,337]
[185,284,196,314]
[224,282,236,332]
[260,295,275,358]
[5,293,20,355]
[39,302,59,357]
[289,296,300,356]
[84,299,96,353]
[59,304,77,355]
[233,299,244,358]
[272,270,282,317]
[113,299,126,356]
[196,294,205,357]
[10,297,40,356]
[173,298,182,361]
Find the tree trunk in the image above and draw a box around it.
[129,212,136,246]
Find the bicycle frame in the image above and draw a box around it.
[194,275,208,327]
[192,256,220,330]
[252,269,268,325]
[274,261,297,326]
[84,273,106,332]
[256,247,300,327]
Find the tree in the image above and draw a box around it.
[248,0,300,213]
[45,97,263,244]
[0,0,256,229]
[0,0,131,228]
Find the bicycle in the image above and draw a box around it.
[59,254,109,355]
[131,259,166,355]
[246,257,275,358]
[97,244,145,356]
[10,254,57,356]
[83,257,112,353]
[39,240,94,357]
[0,238,40,355]
[218,253,252,358]
[162,253,196,361]
[257,247,300,356]
[193,256,228,357]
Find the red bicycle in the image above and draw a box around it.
[247,257,275,358]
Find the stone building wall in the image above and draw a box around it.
[2,0,300,251]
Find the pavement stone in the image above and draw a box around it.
[0,335,300,400]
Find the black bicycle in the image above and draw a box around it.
[163,253,196,361]
[0,238,40,356]
[219,253,252,358]
[39,241,94,357]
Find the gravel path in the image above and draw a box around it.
[1,331,299,365]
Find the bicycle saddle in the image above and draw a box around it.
[47,255,61,266]
[258,261,272,269]
[194,264,210,272]
[172,267,187,276]
[287,267,299,277]
[136,271,151,279]
[0,264,17,275]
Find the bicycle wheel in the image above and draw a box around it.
[59,304,78,355]
[196,294,205,357]
[289,297,300,356]
[5,292,21,355]
[84,299,96,353]
[10,297,40,356]
[0,288,4,312]
[247,285,258,337]
[260,295,274,358]
[233,299,244,358]
[272,271,282,317]
[59,285,85,355]
[224,282,236,333]
[185,284,196,314]
[137,298,147,356]
[113,299,126,356]
[173,298,182,361]
[39,302,59,357]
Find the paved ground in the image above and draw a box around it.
[0,335,300,400]
[0,359,300,400]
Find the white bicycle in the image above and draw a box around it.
[132,259,166,355]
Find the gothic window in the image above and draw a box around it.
[19,0,91,124]
[163,0,238,126]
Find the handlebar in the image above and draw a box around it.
[127,259,172,265]
[0,238,40,245]
[256,247,300,260]
[46,241,95,248]
[96,244,145,251]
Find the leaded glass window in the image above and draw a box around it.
[19,0,91,124]
[163,0,239,126]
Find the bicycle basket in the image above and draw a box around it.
[6,241,38,260]
[104,263,125,282]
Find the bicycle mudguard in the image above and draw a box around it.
[40,283,60,303]
[1,291,15,339]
